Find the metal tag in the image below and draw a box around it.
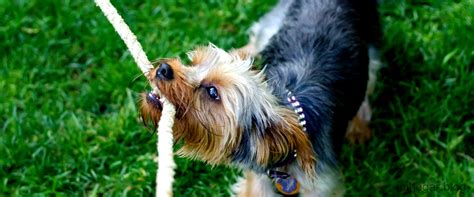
[274,175,300,195]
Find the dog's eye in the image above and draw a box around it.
[206,86,220,101]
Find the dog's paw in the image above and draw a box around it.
[346,101,372,144]
[346,116,371,144]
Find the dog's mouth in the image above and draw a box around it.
[146,91,163,110]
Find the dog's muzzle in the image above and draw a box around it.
[146,91,163,110]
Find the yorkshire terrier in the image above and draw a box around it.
[140,0,381,196]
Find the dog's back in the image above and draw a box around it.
[258,0,379,168]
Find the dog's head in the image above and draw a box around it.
[140,44,315,171]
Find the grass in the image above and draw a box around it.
[0,0,472,196]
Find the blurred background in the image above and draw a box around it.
[1,0,472,196]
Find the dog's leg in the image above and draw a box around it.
[238,0,293,56]
[346,97,372,144]
[366,46,382,96]
[232,171,279,197]
[346,46,381,144]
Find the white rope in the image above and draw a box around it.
[94,0,152,74]
[94,1,176,196]
[155,98,176,197]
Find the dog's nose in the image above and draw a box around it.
[156,62,173,80]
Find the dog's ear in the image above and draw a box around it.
[260,108,317,177]
[230,48,252,60]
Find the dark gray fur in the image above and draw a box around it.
[232,0,380,175]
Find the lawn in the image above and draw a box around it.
[1,0,472,196]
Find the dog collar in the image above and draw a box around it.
[286,90,307,131]
[262,90,308,196]
[265,90,305,168]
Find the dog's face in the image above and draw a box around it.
[141,45,275,164]
[140,45,315,171]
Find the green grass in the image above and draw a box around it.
[0,0,472,196]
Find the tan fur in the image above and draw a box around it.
[260,108,316,177]
[139,93,162,128]
[230,48,253,60]
[140,45,318,193]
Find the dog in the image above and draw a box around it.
[140,0,381,196]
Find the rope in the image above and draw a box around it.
[94,1,176,196]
